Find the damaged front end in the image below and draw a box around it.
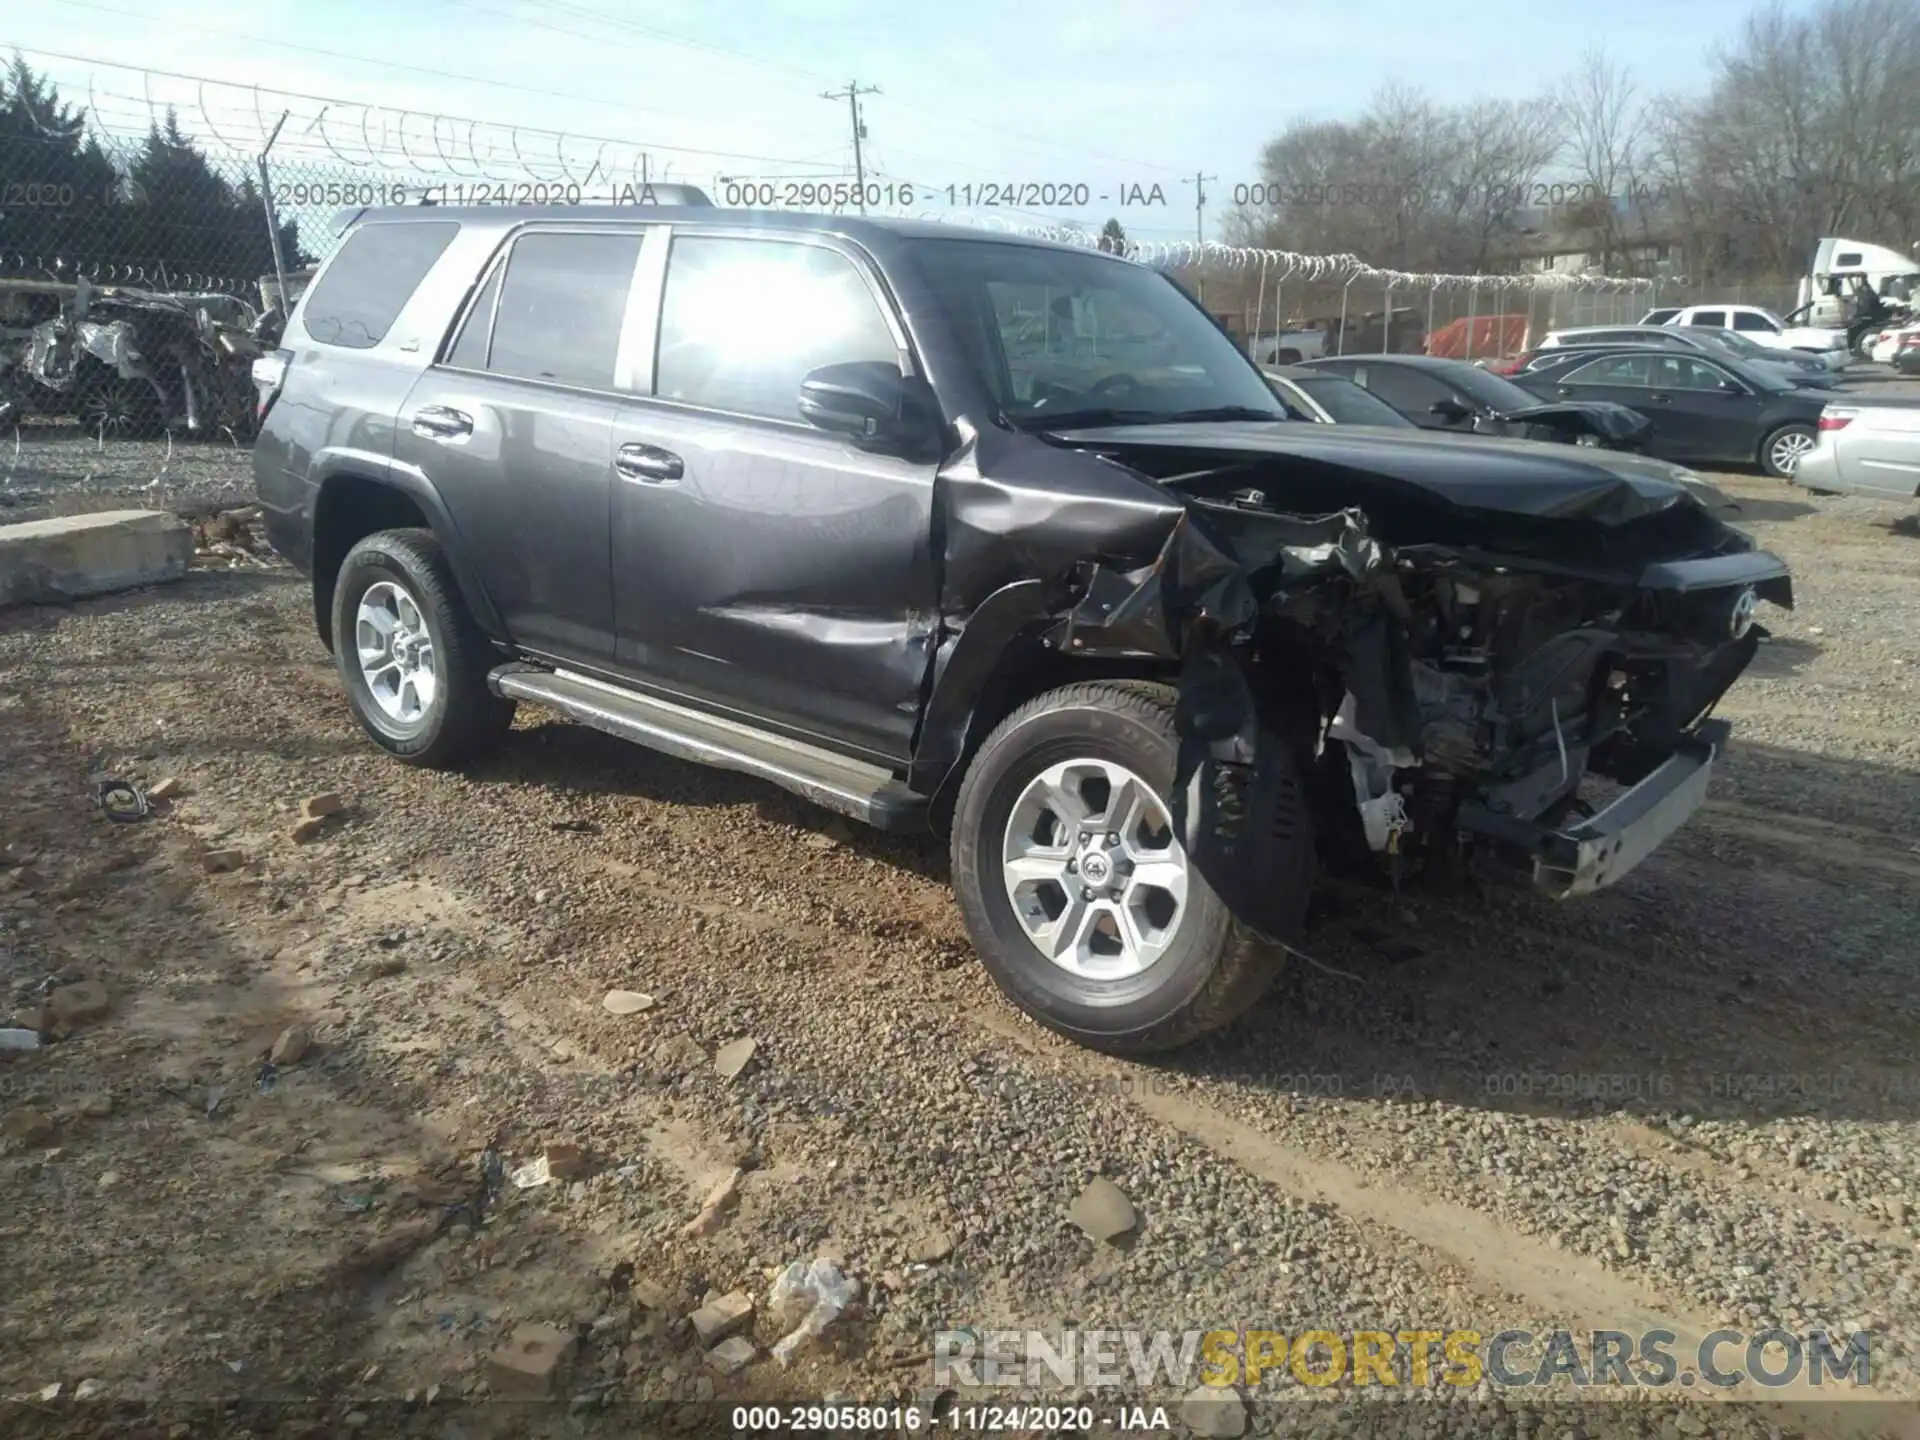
[941,426,1790,928]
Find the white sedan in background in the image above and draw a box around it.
[1864,324,1920,365]
[1661,304,1851,369]
[1796,399,1920,501]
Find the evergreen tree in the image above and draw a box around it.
[1,61,304,292]
[0,53,120,271]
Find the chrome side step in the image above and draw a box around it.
[488,664,927,831]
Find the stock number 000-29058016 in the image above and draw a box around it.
[731,1406,921,1432]
[720,180,917,209]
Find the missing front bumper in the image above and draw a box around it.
[1457,719,1730,898]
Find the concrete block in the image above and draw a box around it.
[0,510,193,607]
[486,1323,573,1397]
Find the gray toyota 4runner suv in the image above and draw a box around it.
[252,203,1792,1054]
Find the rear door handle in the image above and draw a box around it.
[411,405,473,439]
[616,443,684,484]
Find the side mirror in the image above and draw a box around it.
[1719,379,1744,393]
[798,361,914,441]
[1429,398,1473,423]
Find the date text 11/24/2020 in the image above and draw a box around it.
[717,180,1175,209]
[258,179,1178,210]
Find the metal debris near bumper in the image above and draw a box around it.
[1457,719,1730,898]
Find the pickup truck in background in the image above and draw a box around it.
[1660,304,1851,369]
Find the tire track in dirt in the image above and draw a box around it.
[961,1012,1885,1410]
[1698,802,1920,886]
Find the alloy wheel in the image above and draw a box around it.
[1000,758,1190,979]
[1769,430,1816,476]
[355,581,438,727]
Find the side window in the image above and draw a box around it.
[1663,357,1731,390]
[445,263,502,370]
[1731,311,1775,333]
[1361,366,1452,414]
[655,236,900,420]
[301,221,460,349]
[1562,355,1653,387]
[1687,309,1727,328]
[485,231,644,389]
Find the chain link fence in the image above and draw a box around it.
[1183,265,1812,367]
[0,100,1823,509]
[1,117,685,452]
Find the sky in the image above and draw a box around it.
[1,0,1812,241]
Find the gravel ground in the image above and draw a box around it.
[0,420,255,522]
[1,404,1917,1439]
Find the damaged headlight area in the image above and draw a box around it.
[1029,467,1789,922]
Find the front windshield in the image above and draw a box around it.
[904,238,1287,427]
[1292,374,1413,427]
[1699,328,1765,359]
[1442,365,1547,413]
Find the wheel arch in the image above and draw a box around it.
[309,464,507,653]
[910,581,1186,834]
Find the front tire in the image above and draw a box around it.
[76,376,162,439]
[1759,422,1816,479]
[950,680,1314,1054]
[331,528,514,768]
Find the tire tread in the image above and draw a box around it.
[333,527,513,768]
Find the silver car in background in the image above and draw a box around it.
[1797,398,1920,501]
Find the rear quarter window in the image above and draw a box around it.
[300,220,461,349]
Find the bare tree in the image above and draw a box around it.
[1678,0,1920,276]
[1226,86,1560,275]
[1443,97,1565,271]
[1228,0,1916,302]
[1555,47,1648,273]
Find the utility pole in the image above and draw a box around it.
[1184,171,1217,305]
[1185,171,1217,245]
[822,80,880,213]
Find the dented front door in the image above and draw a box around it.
[607,229,938,763]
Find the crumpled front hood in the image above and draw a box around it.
[1496,399,1652,444]
[1045,420,1696,524]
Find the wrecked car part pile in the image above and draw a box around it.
[8,278,267,439]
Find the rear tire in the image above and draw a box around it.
[950,680,1314,1054]
[1759,423,1816,479]
[331,528,515,768]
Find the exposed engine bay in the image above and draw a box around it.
[931,422,1793,931]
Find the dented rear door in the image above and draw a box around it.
[606,227,938,763]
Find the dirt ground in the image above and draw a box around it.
[2,425,1918,1439]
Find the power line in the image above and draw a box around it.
[821,81,880,214]
[11,6,817,168]
[427,0,1187,178]
[0,43,839,169]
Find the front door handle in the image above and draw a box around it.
[412,405,473,439]
[1647,392,1671,403]
[616,443,684,484]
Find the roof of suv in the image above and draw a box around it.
[343,204,1111,252]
